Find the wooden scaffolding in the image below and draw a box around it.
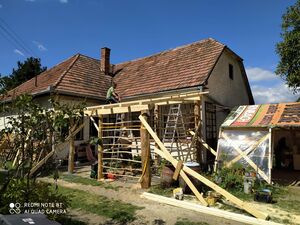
[85,91,206,187]
[83,90,269,220]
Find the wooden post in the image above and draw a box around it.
[98,114,104,180]
[68,134,75,174]
[140,110,151,188]
[268,128,273,184]
[154,104,161,166]
[194,100,202,163]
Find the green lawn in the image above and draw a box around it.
[53,185,143,223]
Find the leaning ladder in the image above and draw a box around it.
[162,104,191,161]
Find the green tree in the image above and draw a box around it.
[276,0,300,93]
[0,57,46,94]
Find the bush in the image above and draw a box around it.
[215,163,244,191]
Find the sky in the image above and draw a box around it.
[0,0,299,104]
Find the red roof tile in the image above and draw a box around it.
[2,54,112,101]
[114,38,225,98]
[1,38,229,102]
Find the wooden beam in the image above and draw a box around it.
[98,115,104,180]
[86,91,209,112]
[141,193,280,225]
[139,119,207,205]
[268,128,273,184]
[89,116,99,132]
[173,160,183,180]
[29,122,86,177]
[139,115,268,220]
[189,131,217,158]
[94,105,149,115]
[140,111,151,188]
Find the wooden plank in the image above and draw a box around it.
[183,96,201,101]
[86,91,209,112]
[139,120,207,205]
[29,122,86,177]
[131,104,149,112]
[98,115,104,180]
[172,160,183,180]
[156,101,184,106]
[222,133,269,182]
[200,138,217,156]
[268,129,273,184]
[141,192,280,225]
[189,130,217,156]
[139,115,268,220]
[89,116,99,132]
[97,108,113,115]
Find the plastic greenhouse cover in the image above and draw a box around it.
[217,129,270,182]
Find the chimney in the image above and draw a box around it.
[101,47,111,75]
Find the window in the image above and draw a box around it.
[229,64,234,80]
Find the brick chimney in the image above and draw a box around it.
[101,47,111,75]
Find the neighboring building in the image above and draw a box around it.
[0,38,254,163]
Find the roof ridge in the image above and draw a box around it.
[77,53,99,62]
[115,38,225,67]
[52,54,81,89]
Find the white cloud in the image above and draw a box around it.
[245,67,298,104]
[14,49,25,57]
[59,0,68,3]
[251,82,298,104]
[33,41,47,51]
[246,67,278,82]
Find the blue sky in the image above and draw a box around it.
[0,0,299,103]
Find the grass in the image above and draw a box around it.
[55,216,88,225]
[148,185,173,197]
[58,174,121,191]
[60,174,102,186]
[53,185,143,223]
[175,218,210,225]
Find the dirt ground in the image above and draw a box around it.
[39,166,300,225]
[40,176,244,225]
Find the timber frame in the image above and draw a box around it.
[83,91,207,187]
[75,90,270,219]
[85,91,208,116]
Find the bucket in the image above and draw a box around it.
[179,162,202,194]
[244,176,253,194]
[160,165,175,188]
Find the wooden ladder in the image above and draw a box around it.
[163,104,191,161]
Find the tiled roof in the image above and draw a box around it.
[1,38,233,102]
[114,38,225,98]
[2,54,112,101]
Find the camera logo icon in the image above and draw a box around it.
[9,203,21,214]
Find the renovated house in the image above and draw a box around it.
[0,38,254,166]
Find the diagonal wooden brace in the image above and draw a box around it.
[139,115,268,220]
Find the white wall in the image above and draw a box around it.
[206,49,252,108]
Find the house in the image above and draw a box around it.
[0,38,254,166]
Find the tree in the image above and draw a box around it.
[0,57,47,94]
[0,94,86,217]
[276,0,300,93]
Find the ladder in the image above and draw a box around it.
[163,104,191,161]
